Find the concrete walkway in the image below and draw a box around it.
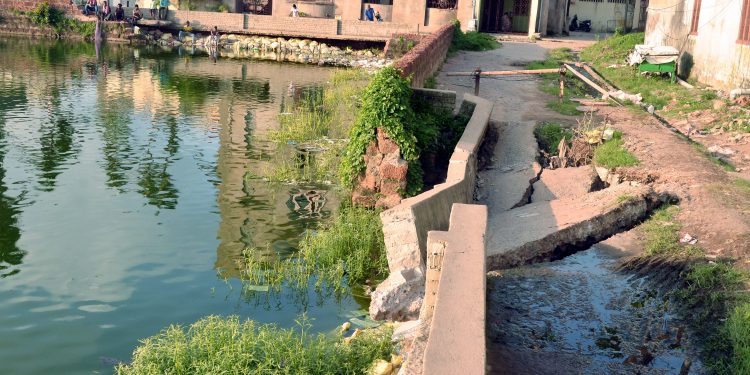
[435,42,580,255]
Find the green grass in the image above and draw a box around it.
[526,48,574,70]
[547,100,583,116]
[640,205,701,257]
[593,131,639,169]
[449,21,500,54]
[677,262,749,373]
[534,122,573,152]
[728,303,750,374]
[116,315,394,375]
[424,75,437,89]
[579,32,713,114]
[527,48,590,115]
[616,194,636,204]
[243,205,387,295]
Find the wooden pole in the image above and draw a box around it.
[581,64,615,91]
[563,63,611,98]
[446,68,560,76]
[559,67,566,103]
[473,68,481,96]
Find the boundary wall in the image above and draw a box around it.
[393,23,453,87]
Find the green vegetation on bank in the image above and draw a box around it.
[534,122,573,153]
[727,303,750,374]
[340,67,466,196]
[26,2,96,38]
[641,205,685,256]
[449,21,501,54]
[677,261,749,374]
[593,131,639,169]
[244,205,387,295]
[116,315,394,375]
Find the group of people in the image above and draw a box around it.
[83,0,170,23]
[363,4,383,22]
[288,3,382,22]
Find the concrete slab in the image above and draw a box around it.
[486,184,666,270]
[532,165,601,202]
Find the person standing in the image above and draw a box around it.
[290,3,299,17]
[144,0,155,19]
[159,0,168,20]
[363,4,374,21]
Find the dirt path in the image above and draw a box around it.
[598,107,750,259]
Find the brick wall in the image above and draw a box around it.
[0,0,75,13]
[339,20,418,38]
[393,23,453,87]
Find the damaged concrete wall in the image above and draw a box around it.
[421,204,487,375]
[645,0,750,90]
[369,93,493,321]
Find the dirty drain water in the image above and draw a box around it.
[487,245,702,374]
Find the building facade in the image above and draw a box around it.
[645,0,750,89]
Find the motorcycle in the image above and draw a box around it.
[569,15,592,32]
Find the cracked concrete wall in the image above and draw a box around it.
[369,93,492,321]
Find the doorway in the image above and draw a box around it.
[480,0,531,33]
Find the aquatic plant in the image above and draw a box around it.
[243,205,387,295]
[116,315,394,374]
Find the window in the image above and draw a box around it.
[690,0,702,35]
[578,0,604,3]
[740,0,750,43]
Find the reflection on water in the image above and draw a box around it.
[0,37,357,374]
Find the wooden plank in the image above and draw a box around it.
[563,63,611,98]
[581,64,615,91]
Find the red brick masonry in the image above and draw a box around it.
[393,23,453,87]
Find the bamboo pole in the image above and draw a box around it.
[563,63,611,98]
[446,68,561,76]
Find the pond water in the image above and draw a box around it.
[0,37,363,374]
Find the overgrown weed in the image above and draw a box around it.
[116,315,395,374]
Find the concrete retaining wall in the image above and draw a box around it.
[421,203,487,375]
[393,23,453,87]
[380,92,491,272]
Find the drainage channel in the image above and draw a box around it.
[486,244,701,375]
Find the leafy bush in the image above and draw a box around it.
[116,315,394,375]
[28,2,66,33]
[340,67,422,191]
[450,20,501,53]
[535,122,573,153]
